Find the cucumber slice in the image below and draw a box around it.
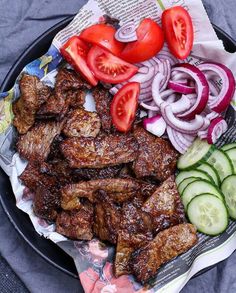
[178,177,199,195]
[221,175,236,219]
[221,143,236,151]
[197,162,220,187]
[181,179,224,209]
[187,194,228,235]
[207,149,233,182]
[176,170,213,186]
[177,138,214,170]
[225,148,236,173]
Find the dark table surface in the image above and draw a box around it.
[1,0,236,292]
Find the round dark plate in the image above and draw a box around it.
[0,16,236,280]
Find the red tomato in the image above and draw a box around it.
[110,82,140,132]
[120,18,164,63]
[60,36,98,86]
[162,6,194,60]
[87,46,138,84]
[79,24,124,56]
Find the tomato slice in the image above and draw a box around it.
[60,36,98,86]
[120,18,164,63]
[111,82,140,132]
[162,6,194,60]
[87,46,138,84]
[79,24,124,56]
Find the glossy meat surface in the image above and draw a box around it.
[60,133,138,169]
[132,127,179,181]
[131,223,197,283]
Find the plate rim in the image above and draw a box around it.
[0,16,236,280]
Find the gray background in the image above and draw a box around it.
[0,0,236,292]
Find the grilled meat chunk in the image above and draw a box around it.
[19,163,56,192]
[115,231,152,277]
[68,89,86,108]
[56,201,94,240]
[17,121,64,163]
[60,133,138,169]
[93,191,122,244]
[61,178,143,210]
[142,176,185,234]
[130,223,197,283]
[72,165,123,181]
[63,108,101,138]
[132,127,179,181]
[92,86,113,132]
[34,184,60,221]
[13,74,51,134]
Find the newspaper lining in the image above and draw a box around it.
[0,0,236,292]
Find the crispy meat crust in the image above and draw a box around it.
[132,127,179,181]
[56,202,94,240]
[13,74,51,134]
[60,133,138,169]
[17,121,64,163]
[63,108,101,138]
[130,223,197,283]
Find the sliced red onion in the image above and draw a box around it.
[168,80,195,94]
[207,117,228,144]
[198,129,208,140]
[143,115,166,137]
[171,95,192,114]
[115,21,137,43]
[109,87,119,95]
[156,44,180,66]
[152,73,175,107]
[138,66,149,74]
[171,72,190,81]
[198,62,235,113]
[206,111,220,121]
[172,64,209,119]
[165,93,177,103]
[166,126,193,154]
[161,103,205,134]
[158,59,171,91]
[140,101,160,111]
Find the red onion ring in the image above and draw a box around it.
[207,117,228,144]
[171,95,192,114]
[168,80,195,94]
[115,21,138,43]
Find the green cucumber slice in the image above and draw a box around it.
[178,177,199,195]
[177,138,214,170]
[207,149,233,182]
[225,148,236,173]
[176,170,213,186]
[221,175,236,219]
[187,193,228,235]
[181,179,224,209]
[221,143,236,151]
[197,162,220,186]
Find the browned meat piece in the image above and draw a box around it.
[17,121,64,163]
[37,94,70,120]
[19,163,56,192]
[72,165,123,181]
[63,108,101,138]
[132,126,179,181]
[47,135,64,161]
[130,223,198,283]
[142,176,185,234]
[60,178,150,210]
[34,185,60,221]
[92,86,113,132]
[60,133,138,169]
[56,201,94,240]
[114,231,152,277]
[13,74,51,134]
[93,191,122,244]
[68,89,86,108]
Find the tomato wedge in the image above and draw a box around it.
[162,6,194,60]
[79,24,124,56]
[120,18,164,63]
[87,46,138,84]
[60,36,98,86]
[111,82,140,132]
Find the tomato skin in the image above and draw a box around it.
[60,36,98,86]
[162,6,194,60]
[79,24,125,56]
[120,18,164,63]
[110,82,140,132]
[87,46,138,84]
